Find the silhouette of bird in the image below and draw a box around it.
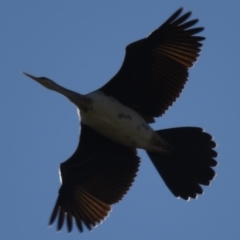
[23,8,217,233]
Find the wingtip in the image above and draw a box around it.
[176,7,184,14]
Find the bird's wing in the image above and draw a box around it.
[49,124,140,232]
[98,8,205,122]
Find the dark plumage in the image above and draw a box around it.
[100,8,204,122]
[23,8,217,233]
[147,127,217,200]
[49,124,140,232]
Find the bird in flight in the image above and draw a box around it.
[23,8,217,233]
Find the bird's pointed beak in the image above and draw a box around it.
[22,72,40,82]
[22,72,50,88]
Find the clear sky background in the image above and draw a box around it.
[1,1,239,240]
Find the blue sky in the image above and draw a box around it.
[1,1,240,239]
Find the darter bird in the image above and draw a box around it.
[23,8,217,233]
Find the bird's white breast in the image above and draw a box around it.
[79,91,156,149]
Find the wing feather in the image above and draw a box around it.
[99,8,205,121]
[49,124,140,232]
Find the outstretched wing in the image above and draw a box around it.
[99,8,205,122]
[49,124,140,232]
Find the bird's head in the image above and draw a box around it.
[22,72,90,110]
[22,72,58,91]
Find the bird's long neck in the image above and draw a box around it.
[51,83,90,111]
[22,71,91,112]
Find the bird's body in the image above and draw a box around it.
[80,91,164,151]
[23,8,218,233]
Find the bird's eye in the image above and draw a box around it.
[38,78,53,87]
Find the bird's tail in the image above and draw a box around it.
[146,127,217,200]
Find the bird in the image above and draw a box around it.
[23,8,217,233]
